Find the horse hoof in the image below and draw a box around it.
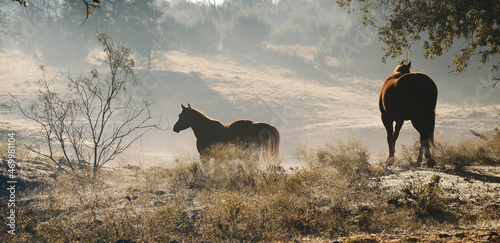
[425,159,436,168]
[415,159,422,167]
[386,157,395,166]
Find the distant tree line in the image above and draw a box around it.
[4,0,499,81]
[3,0,347,68]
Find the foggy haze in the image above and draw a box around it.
[1,0,499,167]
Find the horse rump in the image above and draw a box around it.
[228,121,280,161]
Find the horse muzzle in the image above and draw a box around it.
[172,124,180,133]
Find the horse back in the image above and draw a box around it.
[225,120,279,154]
[226,120,278,139]
[396,73,437,106]
[380,72,437,118]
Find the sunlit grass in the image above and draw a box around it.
[1,135,499,242]
[398,128,500,171]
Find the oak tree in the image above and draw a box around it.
[337,0,500,84]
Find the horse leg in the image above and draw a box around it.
[422,113,436,167]
[422,137,435,166]
[416,136,435,167]
[197,140,211,166]
[411,119,425,166]
[382,115,395,161]
[412,115,435,167]
[415,137,427,166]
[393,120,404,151]
[198,151,209,166]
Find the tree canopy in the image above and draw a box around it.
[337,0,500,80]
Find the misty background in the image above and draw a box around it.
[1,0,499,167]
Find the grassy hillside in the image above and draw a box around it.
[1,47,500,166]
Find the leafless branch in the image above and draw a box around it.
[12,33,160,180]
[79,0,101,29]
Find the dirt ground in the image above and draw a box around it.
[331,229,499,242]
[335,166,500,243]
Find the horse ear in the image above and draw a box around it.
[407,61,412,68]
[181,104,186,110]
[399,60,405,65]
[187,103,191,108]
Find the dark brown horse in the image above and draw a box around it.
[379,61,438,166]
[173,104,280,161]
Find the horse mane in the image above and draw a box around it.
[391,61,412,79]
[391,71,404,79]
[188,107,223,126]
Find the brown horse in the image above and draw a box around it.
[173,104,280,161]
[379,61,438,167]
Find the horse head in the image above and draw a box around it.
[392,60,412,77]
[173,103,192,133]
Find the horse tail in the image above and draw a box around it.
[267,125,280,161]
[251,123,280,162]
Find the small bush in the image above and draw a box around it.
[469,128,500,165]
[399,127,500,171]
[169,143,269,192]
[296,139,372,188]
[401,175,448,219]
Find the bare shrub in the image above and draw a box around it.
[12,32,159,179]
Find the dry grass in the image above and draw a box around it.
[398,127,500,171]
[1,137,499,242]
